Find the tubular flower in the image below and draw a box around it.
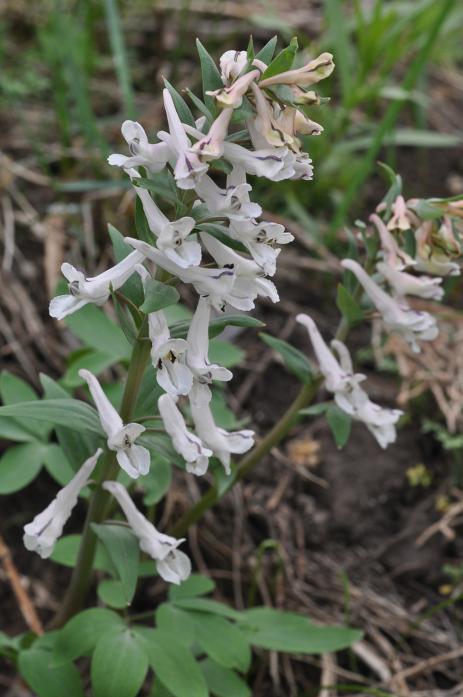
[219,50,248,84]
[103,481,191,584]
[148,309,193,396]
[134,188,200,268]
[49,251,144,320]
[158,393,212,475]
[158,89,208,189]
[258,52,334,88]
[23,449,102,558]
[200,231,279,310]
[79,369,150,478]
[190,108,234,161]
[376,262,444,301]
[186,296,233,383]
[107,120,170,174]
[189,383,254,474]
[414,221,461,277]
[369,214,415,270]
[341,259,438,353]
[296,313,366,393]
[194,169,262,221]
[125,237,236,312]
[207,70,261,109]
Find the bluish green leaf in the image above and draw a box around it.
[42,443,80,488]
[260,36,298,80]
[136,627,208,697]
[336,284,364,325]
[164,79,196,128]
[208,339,244,368]
[200,659,251,697]
[239,607,362,653]
[0,442,46,494]
[254,36,278,65]
[0,371,50,441]
[196,38,222,112]
[91,627,149,697]
[189,611,251,672]
[170,314,264,339]
[65,304,131,360]
[260,333,312,383]
[0,399,103,436]
[50,535,113,572]
[326,404,352,449]
[155,604,196,646]
[171,597,242,620]
[140,278,180,314]
[98,579,128,609]
[92,523,139,605]
[169,574,215,601]
[142,457,172,505]
[54,608,123,664]
[19,636,85,697]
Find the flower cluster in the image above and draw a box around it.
[297,187,462,448]
[24,42,334,583]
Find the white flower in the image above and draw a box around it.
[230,218,293,276]
[190,108,234,161]
[148,309,193,396]
[207,70,260,109]
[377,262,444,301]
[222,140,291,180]
[49,251,144,320]
[23,449,102,558]
[79,369,150,478]
[134,187,200,268]
[258,52,334,88]
[157,89,208,189]
[296,314,401,448]
[158,393,212,475]
[200,231,279,310]
[125,237,236,312]
[103,481,191,584]
[296,313,365,393]
[194,168,261,221]
[370,214,415,270]
[219,50,248,84]
[186,297,233,383]
[107,120,170,174]
[387,195,413,231]
[189,383,254,474]
[341,259,438,353]
[414,221,461,277]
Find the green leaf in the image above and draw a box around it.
[92,523,139,605]
[65,304,131,360]
[54,608,124,664]
[140,278,180,314]
[42,443,80,488]
[189,611,251,672]
[0,442,46,494]
[246,35,254,61]
[326,405,352,449]
[142,457,172,505]
[239,608,362,653]
[208,339,244,368]
[155,604,196,647]
[169,574,215,601]
[98,579,129,608]
[135,196,157,244]
[201,659,251,697]
[260,333,312,383]
[0,371,50,441]
[171,597,242,620]
[260,36,298,80]
[336,284,363,325]
[0,399,103,436]
[196,38,222,112]
[298,402,331,417]
[41,375,102,468]
[136,627,208,697]
[170,314,264,339]
[62,348,119,389]
[19,637,86,697]
[91,627,149,697]
[254,36,278,65]
[50,535,113,571]
[164,79,196,128]
[185,88,214,125]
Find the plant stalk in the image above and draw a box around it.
[51,325,150,627]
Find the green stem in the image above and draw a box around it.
[52,324,150,627]
[171,377,322,538]
[332,0,455,229]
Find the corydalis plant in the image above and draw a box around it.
[26,38,334,584]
